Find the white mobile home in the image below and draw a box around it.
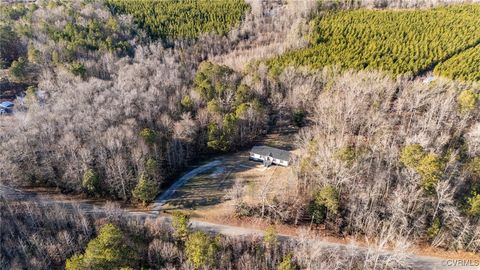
[249,145,291,167]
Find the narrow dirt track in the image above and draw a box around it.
[151,159,222,211]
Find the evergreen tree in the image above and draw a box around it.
[145,157,160,181]
[132,173,158,206]
[263,225,278,247]
[400,144,425,168]
[185,231,219,269]
[292,110,305,127]
[82,168,100,195]
[65,224,133,270]
[9,57,28,83]
[334,146,357,164]
[277,254,296,270]
[427,217,441,239]
[180,95,193,112]
[69,62,86,79]
[467,193,480,217]
[317,185,339,214]
[140,128,157,145]
[172,211,191,240]
[417,154,443,194]
[457,90,478,113]
[308,185,340,223]
[467,157,480,177]
[308,199,327,224]
[25,86,37,107]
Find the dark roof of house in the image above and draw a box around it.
[250,145,291,161]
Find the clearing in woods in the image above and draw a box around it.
[159,128,298,220]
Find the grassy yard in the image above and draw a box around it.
[161,150,296,221]
[162,166,234,210]
[160,129,298,221]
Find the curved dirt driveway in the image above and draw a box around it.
[1,160,478,270]
[151,159,222,211]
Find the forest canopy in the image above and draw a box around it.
[266,4,480,80]
[434,45,480,81]
[107,0,250,41]
[1,2,480,268]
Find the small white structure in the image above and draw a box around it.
[249,145,291,167]
[423,76,436,84]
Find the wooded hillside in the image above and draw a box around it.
[0,2,479,268]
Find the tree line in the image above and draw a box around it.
[1,199,413,270]
[265,4,480,80]
[434,45,480,82]
[107,0,249,41]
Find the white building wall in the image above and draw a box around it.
[250,152,290,166]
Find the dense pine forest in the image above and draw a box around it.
[107,0,250,41]
[266,4,480,78]
[1,1,479,269]
[434,45,480,81]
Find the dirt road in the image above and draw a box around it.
[1,161,477,270]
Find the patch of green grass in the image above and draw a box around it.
[164,168,233,209]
